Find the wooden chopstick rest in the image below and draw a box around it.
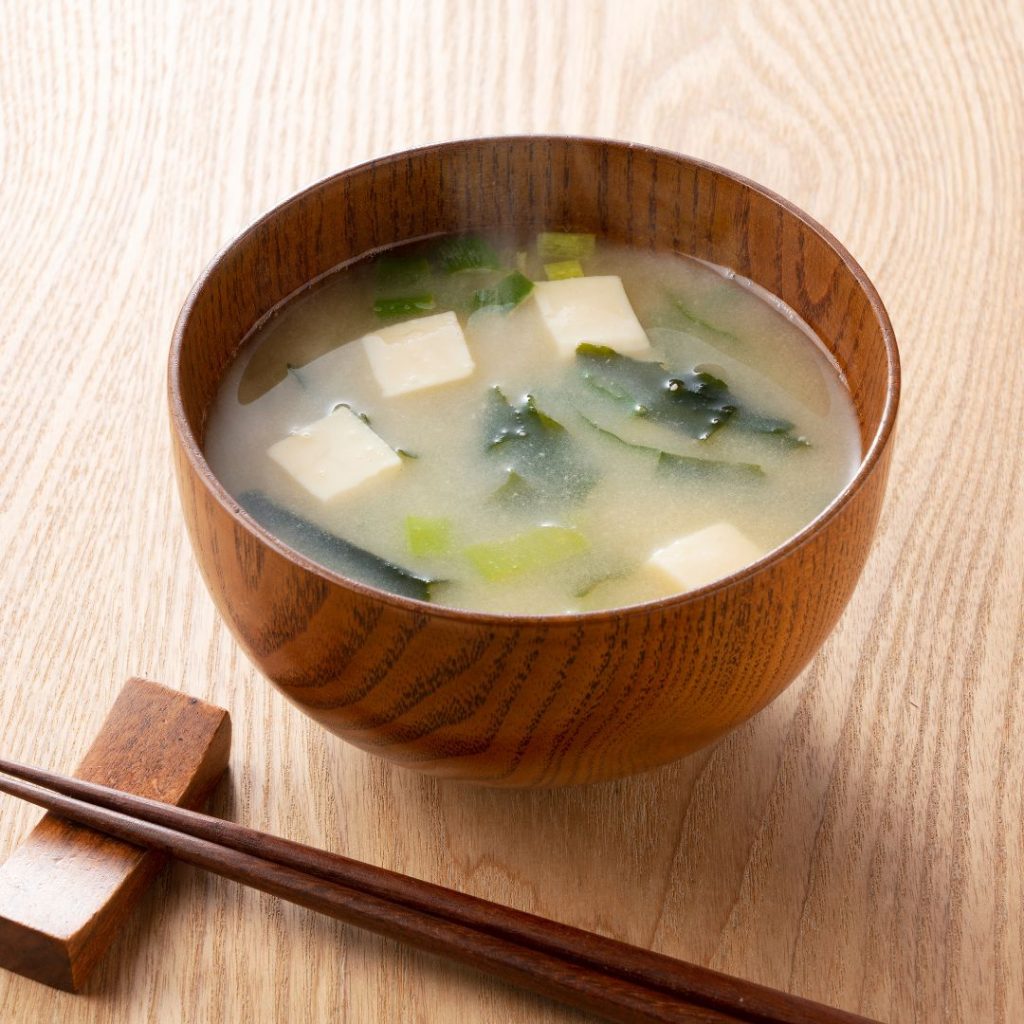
[0,678,231,992]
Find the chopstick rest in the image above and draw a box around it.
[0,678,230,992]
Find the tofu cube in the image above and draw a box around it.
[267,405,401,503]
[647,523,764,592]
[532,275,650,358]
[362,311,474,397]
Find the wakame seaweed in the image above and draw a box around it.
[732,409,811,448]
[661,298,743,346]
[576,344,737,440]
[575,344,807,446]
[577,413,764,478]
[490,469,535,508]
[484,387,596,503]
[239,491,437,601]
[656,451,764,481]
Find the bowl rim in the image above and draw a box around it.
[168,134,901,625]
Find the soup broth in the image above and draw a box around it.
[205,233,861,615]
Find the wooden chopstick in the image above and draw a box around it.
[0,760,881,1024]
[0,766,728,1024]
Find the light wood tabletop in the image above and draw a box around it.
[1,2,1021,1021]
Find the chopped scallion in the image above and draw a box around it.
[405,516,453,557]
[434,235,502,274]
[375,254,430,289]
[537,232,596,262]
[544,259,584,280]
[471,271,534,313]
[465,526,588,581]
[373,294,436,318]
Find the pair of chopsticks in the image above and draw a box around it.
[0,760,879,1024]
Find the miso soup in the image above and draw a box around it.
[205,232,861,615]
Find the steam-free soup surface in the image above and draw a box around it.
[205,233,861,614]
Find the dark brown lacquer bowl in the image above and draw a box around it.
[169,137,900,788]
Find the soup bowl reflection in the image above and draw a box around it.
[169,136,899,787]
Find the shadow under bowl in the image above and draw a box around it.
[169,136,900,788]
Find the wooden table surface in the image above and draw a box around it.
[1,3,1021,1021]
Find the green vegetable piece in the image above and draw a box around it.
[375,253,430,289]
[667,299,742,346]
[373,294,436,318]
[487,389,563,446]
[471,271,534,313]
[576,413,661,455]
[575,344,807,446]
[656,451,764,480]
[578,413,764,477]
[537,232,596,262]
[486,386,533,448]
[239,491,437,602]
[484,387,596,502]
[490,469,535,507]
[573,568,629,598]
[576,344,737,440]
[544,259,584,280]
[434,235,502,274]
[405,516,452,557]
[431,271,502,314]
[732,410,811,448]
[466,526,588,581]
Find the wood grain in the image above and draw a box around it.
[0,762,884,1024]
[0,679,231,991]
[0,0,1020,1021]
[169,136,898,787]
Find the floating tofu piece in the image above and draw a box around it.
[647,523,764,592]
[267,406,401,503]
[533,275,650,358]
[362,311,474,397]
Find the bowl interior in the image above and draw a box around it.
[174,137,896,481]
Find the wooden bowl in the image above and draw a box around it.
[169,137,900,787]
